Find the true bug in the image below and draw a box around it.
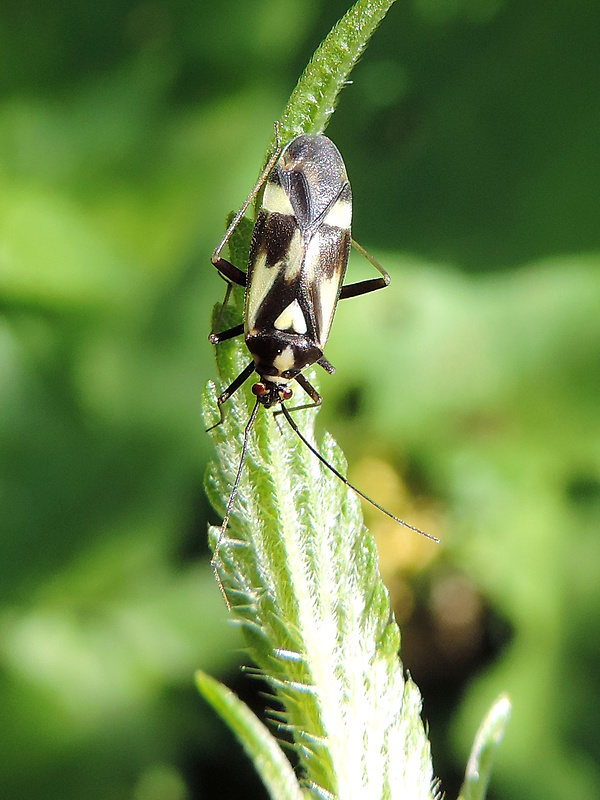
[208,127,437,566]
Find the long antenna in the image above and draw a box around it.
[211,397,261,607]
[280,404,439,542]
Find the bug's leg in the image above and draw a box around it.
[209,281,245,343]
[210,124,283,343]
[212,260,247,287]
[274,374,323,420]
[206,360,255,432]
[209,322,244,345]
[211,122,283,265]
[279,403,440,543]
[317,356,335,374]
[294,373,323,407]
[339,238,391,299]
[209,274,243,343]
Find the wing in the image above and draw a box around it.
[245,134,352,351]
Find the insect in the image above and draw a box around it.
[208,126,438,572]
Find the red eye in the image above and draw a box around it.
[282,386,293,401]
[252,382,267,396]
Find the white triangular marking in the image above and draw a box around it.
[274,299,307,334]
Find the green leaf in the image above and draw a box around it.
[195,670,305,800]
[203,327,435,797]
[203,1,436,797]
[278,0,398,141]
[204,380,435,797]
[458,694,512,800]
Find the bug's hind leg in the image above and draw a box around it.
[339,239,391,299]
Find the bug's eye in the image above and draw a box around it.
[281,386,293,401]
[252,382,267,397]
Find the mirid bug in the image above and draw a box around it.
[208,127,438,571]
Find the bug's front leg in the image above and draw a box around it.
[274,373,323,420]
[207,360,255,432]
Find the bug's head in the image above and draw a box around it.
[246,332,321,407]
[251,380,293,408]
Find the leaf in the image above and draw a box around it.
[458,694,512,800]
[203,1,436,797]
[278,0,398,141]
[195,670,305,800]
[203,318,436,798]
[204,374,436,797]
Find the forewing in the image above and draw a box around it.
[245,207,305,337]
[245,134,352,350]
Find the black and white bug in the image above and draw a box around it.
[208,128,437,565]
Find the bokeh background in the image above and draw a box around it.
[1,1,599,798]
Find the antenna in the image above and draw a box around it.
[211,396,439,608]
[279,404,439,542]
[211,397,261,607]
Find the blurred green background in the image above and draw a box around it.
[1,0,599,798]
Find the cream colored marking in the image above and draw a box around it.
[262,181,294,216]
[323,198,352,230]
[303,232,322,286]
[265,373,292,386]
[283,228,304,281]
[245,251,278,331]
[273,346,296,373]
[316,273,341,347]
[274,299,307,334]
